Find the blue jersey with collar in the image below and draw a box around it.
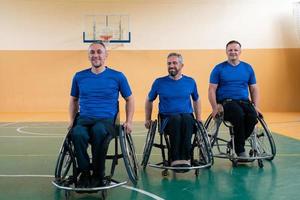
[209,61,256,102]
[71,67,132,118]
[148,75,199,115]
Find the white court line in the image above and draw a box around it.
[16,126,147,136]
[0,153,160,157]
[122,185,165,200]
[0,174,165,200]
[0,174,53,178]
[0,135,64,138]
[16,126,67,129]
[16,126,65,136]
[13,126,147,137]
[0,153,297,157]
[0,122,19,127]
[0,154,57,157]
[0,135,145,138]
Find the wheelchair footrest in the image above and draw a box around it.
[148,163,211,170]
[52,180,127,192]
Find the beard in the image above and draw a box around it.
[168,69,178,77]
[91,59,102,68]
[229,54,238,60]
[93,64,101,68]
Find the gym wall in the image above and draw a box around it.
[0,0,299,121]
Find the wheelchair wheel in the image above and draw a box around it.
[141,120,157,169]
[255,116,276,161]
[195,121,213,167]
[258,159,264,168]
[204,114,222,147]
[54,135,77,185]
[119,127,139,185]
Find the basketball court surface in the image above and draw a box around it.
[0,113,299,200]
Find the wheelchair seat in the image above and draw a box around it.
[204,109,276,168]
[141,114,213,176]
[52,113,138,199]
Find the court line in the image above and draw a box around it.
[14,126,147,134]
[1,153,299,157]
[0,136,64,138]
[0,135,146,138]
[0,122,19,127]
[0,153,161,157]
[0,154,57,157]
[14,126,147,137]
[276,153,300,157]
[0,174,165,200]
[0,174,53,178]
[122,185,165,200]
[268,120,300,125]
[16,126,68,136]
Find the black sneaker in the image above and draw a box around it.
[227,140,233,149]
[237,151,247,157]
[90,175,106,188]
[77,171,90,188]
[172,163,191,173]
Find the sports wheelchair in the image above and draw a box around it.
[52,114,138,199]
[141,115,213,176]
[204,107,276,168]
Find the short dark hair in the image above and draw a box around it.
[226,40,241,48]
[89,42,106,50]
[167,52,184,64]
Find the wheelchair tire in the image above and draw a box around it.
[101,190,107,200]
[119,127,139,185]
[141,120,157,169]
[258,159,264,168]
[204,114,222,147]
[54,135,77,184]
[195,121,213,167]
[256,116,276,161]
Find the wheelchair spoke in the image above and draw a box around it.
[255,117,276,160]
[195,121,213,166]
[120,128,138,184]
[54,138,77,186]
[141,120,157,168]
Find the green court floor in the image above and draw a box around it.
[0,122,299,200]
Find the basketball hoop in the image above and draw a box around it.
[100,35,113,41]
[99,35,112,49]
[83,14,131,47]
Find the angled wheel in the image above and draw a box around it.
[232,159,238,168]
[119,127,139,185]
[258,159,264,168]
[141,120,157,168]
[101,190,107,200]
[194,121,213,167]
[65,190,70,200]
[54,134,77,185]
[255,115,276,161]
[162,169,169,177]
[204,114,222,147]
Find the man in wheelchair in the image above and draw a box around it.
[69,42,134,188]
[208,40,259,158]
[145,52,201,168]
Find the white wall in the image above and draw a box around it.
[0,0,299,50]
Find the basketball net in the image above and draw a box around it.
[100,34,113,49]
[99,34,123,50]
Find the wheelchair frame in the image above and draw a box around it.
[141,118,213,176]
[52,116,138,199]
[204,112,276,168]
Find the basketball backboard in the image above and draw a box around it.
[83,14,131,44]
